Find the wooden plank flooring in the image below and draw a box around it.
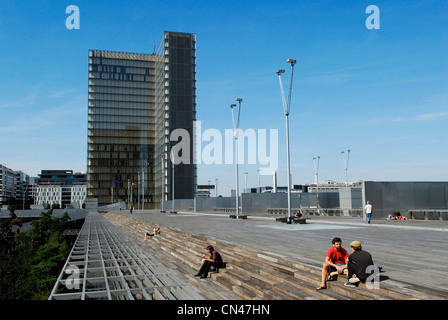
[103,210,448,300]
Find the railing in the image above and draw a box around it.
[266,208,363,217]
[406,210,448,221]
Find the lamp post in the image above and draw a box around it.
[161,156,165,212]
[215,178,218,197]
[277,58,296,224]
[313,156,320,213]
[171,148,176,213]
[341,150,351,187]
[230,98,242,218]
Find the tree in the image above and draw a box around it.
[0,209,74,299]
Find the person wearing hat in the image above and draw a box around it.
[345,240,374,287]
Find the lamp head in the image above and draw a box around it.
[287,58,296,64]
[276,69,285,75]
[230,104,236,108]
[235,98,243,102]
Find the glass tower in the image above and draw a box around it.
[87,31,197,208]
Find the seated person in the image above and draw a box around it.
[294,210,302,219]
[344,240,375,287]
[194,245,223,279]
[316,237,349,290]
[394,212,407,220]
[144,226,161,240]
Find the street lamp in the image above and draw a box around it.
[277,58,296,224]
[313,156,320,185]
[170,148,176,213]
[341,150,351,187]
[161,156,165,212]
[215,178,218,197]
[313,156,320,213]
[230,98,242,218]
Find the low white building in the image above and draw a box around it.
[34,185,87,209]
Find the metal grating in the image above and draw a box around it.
[48,212,203,300]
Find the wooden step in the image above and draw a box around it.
[103,212,419,300]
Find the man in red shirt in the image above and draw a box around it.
[316,237,349,290]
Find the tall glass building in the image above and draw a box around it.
[87,31,197,208]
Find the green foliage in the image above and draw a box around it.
[0,210,74,300]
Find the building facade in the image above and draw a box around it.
[197,185,215,198]
[87,31,197,208]
[0,164,30,208]
[0,164,18,206]
[33,170,87,209]
[34,185,86,209]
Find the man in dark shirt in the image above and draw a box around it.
[345,240,374,287]
[194,245,223,279]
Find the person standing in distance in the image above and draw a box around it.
[364,201,373,224]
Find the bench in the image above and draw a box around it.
[407,210,448,221]
[275,217,308,224]
[267,208,289,215]
[213,207,236,213]
[292,218,308,224]
[229,214,247,219]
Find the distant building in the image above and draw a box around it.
[307,180,362,193]
[0,164,29,208]
[34,185,86,209]
[248,185,305,194]
[37,170,86,186]
[197,185,215,197]
[33,170,87,209]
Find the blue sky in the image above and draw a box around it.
[1,0,447,195]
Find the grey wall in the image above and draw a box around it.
[339,187,363,210]
[163,192,340,214]
[362,181,448,219]
[162,181,448,220]
[241,192,340,214]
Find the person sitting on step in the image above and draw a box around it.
[194,245,223,279]
[144,226,160,240]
